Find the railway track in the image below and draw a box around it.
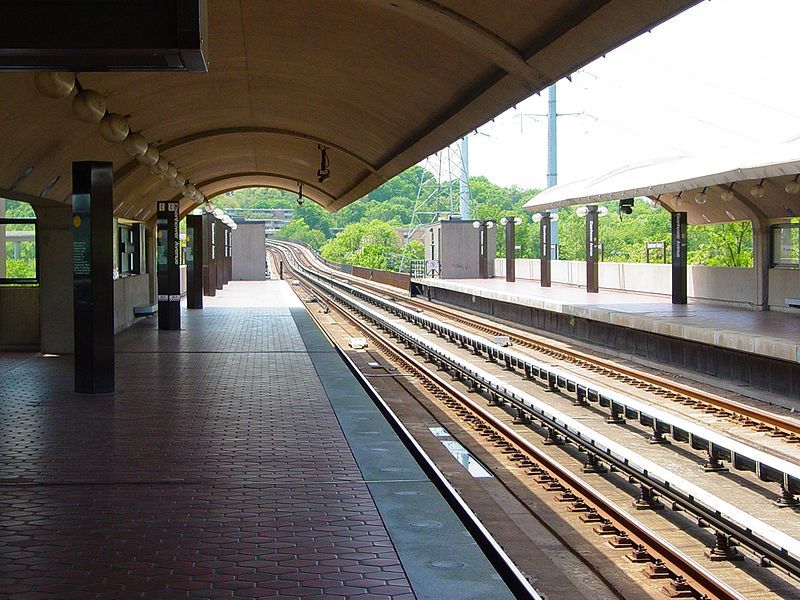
[287,242,800,444]
[273,245,747,599]
[271,241,800,599]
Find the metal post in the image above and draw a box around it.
[156,201,181,330]
[72,161,114,394]
[459,136,470,220]
[505,218,515,282]
[586,205,599,293]
[540,214,551,287]
[547,84,559,252]
[186,214,203,309]
[203,214,216,296]
[671,211,687,304]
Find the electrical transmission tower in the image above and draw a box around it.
[400,136,471,269]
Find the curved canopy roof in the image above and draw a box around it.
[0,0,698,221]
[523,146,800,225]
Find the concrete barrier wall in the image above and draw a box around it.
[769,269,800,310]
[233,223,267,280]
[0,286,39,350]
[114,273,150,332]
[495,259,759,306]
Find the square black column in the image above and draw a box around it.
[586,205,599,293]
[72,161,114,394]
[540,215,551,287]
[672,211,688,304]
[204,215,216,296]
[186,214,203,309]
[156,201,181,330]
[478,223,488,279]
[504,218,516,282]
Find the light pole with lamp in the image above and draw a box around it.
[531,211,559,287]
[471,219,495,279]
[575,205,608,293]
[499,216,522,282]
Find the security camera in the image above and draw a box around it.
[619,198,634,215]
[297,196,305,206]
[317,169,330,183]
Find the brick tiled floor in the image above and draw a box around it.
[0,297,415,598]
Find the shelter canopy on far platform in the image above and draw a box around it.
[523,147,800,225]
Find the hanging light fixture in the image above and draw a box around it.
[750,179,765,198]
[297,182,305,206]
[99,113,130,143]
[694,186,708,205]
[720,184,735,202]
[34,72,75,98]
[786,175,800,194]
[72,89,106,122]
[137,145,159,166]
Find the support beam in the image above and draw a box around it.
[586,205,599,294]
[540,214,551,287]
[504,217,516,283]
[671,211,687,305]
[72,161,114,394]
[156,201,181,330]
[753,222,770,310]
[186,214,203,309]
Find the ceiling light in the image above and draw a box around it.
[531,213,543,223]
[151,156,169,176]
[694,187,708,205]
[720,186,735,202]
[99,113,130,143]
[137,145,159,166]
[123,132,148,157]
[164,163,178,181]
[786,176,800,194]
[171,172,187,188]
[34,72,76,98]
[575,206,589,217]
[750,179,765,198]
[72,89,106,122]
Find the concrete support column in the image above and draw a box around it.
[36,204,73,354]
[186,214,203,309]
[215,221,224,291]
[753,222,770,310]
[72,161,114,394]
[504,217,516,283]
[478,223,488,279]
[540,214,551,287]
[671,211,687,305]
[585,205,599,293]
[156,201,181,330]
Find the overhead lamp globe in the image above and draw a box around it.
[500,217,508,225]
[720,189,735,202]
[597,206,609,217]
[34,72,75,98]
[213,208,224,218]
[786,180,800,194]
[485,221,494,229]
[72,89,106,122]
[472,220,481,229]
[123,132,148,158]
[99,113,130,143]
[750,183,765,198]
[575,206,589,218]
[532,213,543,223]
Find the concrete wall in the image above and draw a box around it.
[495,258,761,307]
[770,269,800,309]
[113,273,151,333]
[0,286,39,350]
[232,223,266,280]
[36,205,74,354]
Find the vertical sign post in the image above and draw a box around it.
[186,214,203,309]
[672,211,688,304]
[504,217,516,283]
[156,201,181,330]
[478,223,488,279]
[204,215,216,296]
[215,221,224,291]
[72,161,114,394]
[540,214,551,287]
[586,205,599,293]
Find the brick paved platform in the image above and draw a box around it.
[0,281,515,599]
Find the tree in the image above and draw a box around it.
[321,220,405,270]
[274,218,326,250]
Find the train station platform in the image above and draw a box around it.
[412,276,800,399]
[0,280,517,599]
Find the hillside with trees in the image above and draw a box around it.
[216,166,753,270]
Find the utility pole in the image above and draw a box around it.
[547,84,559,256]
[459,135,470,220]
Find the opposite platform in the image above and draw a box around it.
[0,281,517,599]
[413,276,800,397]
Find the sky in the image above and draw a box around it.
[464,0,800,191]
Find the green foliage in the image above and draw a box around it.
[274,218,326,250]
[320,220,405,270]
[688,221,753,267]
[4,258,36,279]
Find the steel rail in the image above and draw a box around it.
[280,243,800,499]
[272,243,800,580]
[285,240,800,440]
[276,246,747,599]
